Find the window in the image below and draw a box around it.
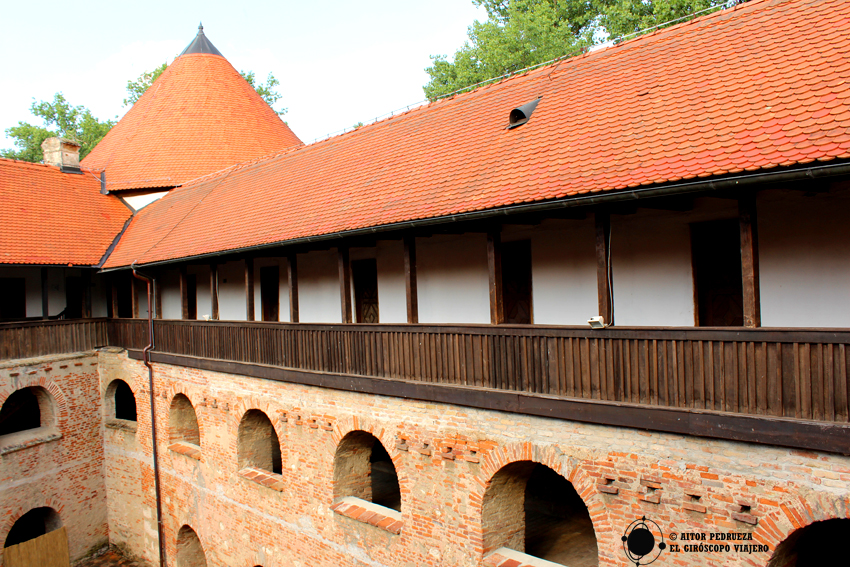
[0,389,41,436]
[106,379,137,422]
[0,278,26,320]
[260,266,279,322]
[237,410,281,474]
[334,431,400,511]
[482,462,596,565]
[691,220,743,326]
[501,240,532,324]
[352,259,379,323]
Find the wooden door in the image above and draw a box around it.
[4,526,69,567]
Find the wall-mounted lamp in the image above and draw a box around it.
[587,316,608,329]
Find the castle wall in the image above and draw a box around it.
[98,350,850,567]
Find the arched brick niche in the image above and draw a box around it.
[333,430,401,512]
[169,394,200,446]
[482,461,597,566]
[237,409,281,474]
[176,524,207,567]
[0,386,55,436]
[104,379,137,423]
[3,506,62,548]
[767,518,849,567]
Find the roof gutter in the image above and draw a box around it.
[100,159,850,271]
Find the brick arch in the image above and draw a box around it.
[1,496,66,543]
[741,491,850,567]
[230,398,286,473]
[162,385,207,448]
[174,523,209,567]
[330,417,409,509]
[0,377,68,430]
[470,441,608,559]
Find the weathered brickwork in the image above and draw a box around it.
[96,350,850,567]
[0,353,108,565]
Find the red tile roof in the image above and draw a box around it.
[0,159,131,265]
[106,0,850,268]
[81,52,302,192]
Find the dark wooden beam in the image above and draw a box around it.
[338,247,352,324]
[131,273,139,319]
[403,236,418,323]
[82,270,92,319]
[595,212,611,323]
[41,268,49,320]
[154,273,162,320]
[179,266,189,320]
[739,195,761,328]
[111,274,119,318]
[210,264,219,320]
[288,254,299,323]
[245,258,255,322]
[487,230,504,325]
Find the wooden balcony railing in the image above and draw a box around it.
[2,318,848,426]
[104,319,850,425]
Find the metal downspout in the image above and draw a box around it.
[132,267,167,567]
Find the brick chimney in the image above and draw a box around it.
[41,137,82,173]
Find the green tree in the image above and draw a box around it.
[124,64,288,115]
[1,93,115,162]
[424,0,724,100]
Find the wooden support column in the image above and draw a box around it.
[595,212,611,323]
[41,267,49,319]
[131,273,139,319]
[287,254,299,323]
[487,230,504,325]
[82,269,92,318]
[111,274,119,318]
[179,266,189,320]
[338,247,352,323]
[154,272,162,319]
[245,257,255,321]
[739,194,761,328]
[210,264,219,320]
[403,236,418,323]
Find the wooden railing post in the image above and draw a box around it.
[210,263,219,320]
[339,247,352,324]
[245,257,255,322]
[131,274,140,319]
[180,265,189,320]
[41,267,49,319]
[739,194,761,328]
[487,230,504,325]
[595,212,612,324]
[288,254,299,323]
[404,236,418,323]
[154,272,163,320]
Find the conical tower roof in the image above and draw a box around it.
[83,25,302,192]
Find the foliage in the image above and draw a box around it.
[1,93,115,162]
[123,62,168,106]
[424,0,726,100]
[240,71,288,116]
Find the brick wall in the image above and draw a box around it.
[0,353,108,565]
[94,350,850,567]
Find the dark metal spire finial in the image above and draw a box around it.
[180,22,223,57]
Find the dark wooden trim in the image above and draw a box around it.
[127,349,850,456]
[111,274,119,319]
[82,269,92,319]
[404,236,418,324]
[595,212,611,323]
[41,268,49,320]
[131,273,139,319]
[739,195,761,328]
[245,258,255,322]
[689,223,700,327]
[487,230,504,325]
[338,247,352,324]
[210,264,219,320]
[179,266,189,320]
[154,273,163,320]
[288,254,299,323]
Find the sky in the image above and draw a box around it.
[0,0,487,149]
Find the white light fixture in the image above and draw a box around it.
[587,316,608,329]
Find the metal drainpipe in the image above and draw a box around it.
[132,267,167,567]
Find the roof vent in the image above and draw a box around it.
[508,97,542,129]
[41,137,82,173]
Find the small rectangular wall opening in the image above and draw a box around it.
[691,219,743,327]
[260,266,279,322]
[352,259,379,323]
[501,240,532,324]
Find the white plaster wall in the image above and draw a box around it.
[251,258,290,322]
[189,265,211,320]
[610,211,695,326]
[91,273,108,318]
[298,250,341,323]
[160,270,182,319]
[503,219,599,326]
[376,240,406,324]
[417,234,490,324]
[134,280,149,319]
[47,268,66,317]
[218,261,246,321]
[759,188,850,327]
